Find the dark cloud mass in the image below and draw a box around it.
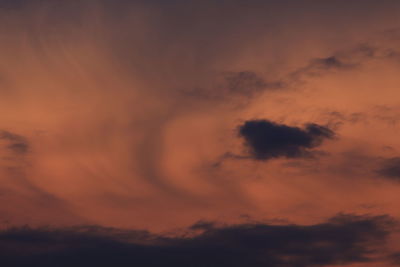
[0,214,393,267]
[238,120,334,160]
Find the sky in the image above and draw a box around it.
[2,0,400,266]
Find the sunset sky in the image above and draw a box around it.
[2,1,400,266]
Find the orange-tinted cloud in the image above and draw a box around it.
[1,1,400,265]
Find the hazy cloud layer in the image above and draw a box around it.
[0,4,399,267]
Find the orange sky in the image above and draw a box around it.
[1,1,400,266]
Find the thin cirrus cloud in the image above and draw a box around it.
[1,1,400,266]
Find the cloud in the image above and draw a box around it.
[238,120,334,160]
[223,71,269,95]
[0,0,398,231]
[292,56,352,79]
[0,130,29,154]
[0,214,393,267]
[314,56,346,69]
[182,71,280,103]
[376,157,400,181]
[286,43,381,83]
[388,252,400,266]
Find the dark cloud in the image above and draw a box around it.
[238,120,334,160]
[289,55,355,81]
[7,142,28,154]
[0,214,392,267]
[0,130,29,154]
[0,130,26,142]
[285,42,394,84]
[388,252,400,265]
[376,157,400,181]
[313,56,346,69]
